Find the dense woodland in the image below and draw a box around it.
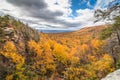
[0,15,120,80]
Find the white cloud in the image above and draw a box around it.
[62,9,95,28]
[0,0,78,30]
[45,0,72,17]
[0,0,114,31]
[95,0,115,9]
[0,0,21,17]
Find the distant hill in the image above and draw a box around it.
[45,25,106,48]
[39,29,75,33]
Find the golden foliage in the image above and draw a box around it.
[91,39,103,50]
[6,75,13,80]
[0,23,115,80]
[0,41,26,80]
[1,41,24,64]
[94,54,114,72]
[28,40,42,56]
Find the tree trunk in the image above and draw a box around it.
[116,29,120,45]
[111,47,117,68]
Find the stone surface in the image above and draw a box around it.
[101,69,120,80]
[4,27,14,35]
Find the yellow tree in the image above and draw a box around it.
[28,40,56,79]
[0,41,26,80]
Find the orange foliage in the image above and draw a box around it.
[28,40,42,56]
[1,41,24,64]
[91,39,103,50]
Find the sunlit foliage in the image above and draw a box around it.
[0,15,117,80]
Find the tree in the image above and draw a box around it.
[99,26,113,40]
[94,3,120,22]
[0,41,26,80]
[112,16,120,45]
[28,40,56,79]
[99,17,120,45]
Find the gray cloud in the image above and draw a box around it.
[7,0,64,19]
[7,0,47,9]
[27,9,64,20]
[6,0,80,29]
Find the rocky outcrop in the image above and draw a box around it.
[0,15,40,55]
[94,4,120,22]
[101,69,120,80]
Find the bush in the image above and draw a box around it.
[116,60,120,69]
[99,27,113,40]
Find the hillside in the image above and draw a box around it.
[0,15,120,80]
[46,25,106,48]
[0,15,40,79]
[39,25,117,80]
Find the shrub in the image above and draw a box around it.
[99,27,113,40]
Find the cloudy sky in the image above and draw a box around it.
[0,0,119,30]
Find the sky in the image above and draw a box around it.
[0,0,119,30]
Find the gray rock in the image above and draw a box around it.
[101,69,120,80]
[4,27,14,35]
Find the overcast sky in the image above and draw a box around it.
[0,0,118,30]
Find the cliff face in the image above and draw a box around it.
[0,15,40,54]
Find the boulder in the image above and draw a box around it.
[101,69,120,80]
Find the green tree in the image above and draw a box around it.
[99,26,113,40]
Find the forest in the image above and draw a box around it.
[0,15,120,80]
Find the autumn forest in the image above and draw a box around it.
[0,15,120,80]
